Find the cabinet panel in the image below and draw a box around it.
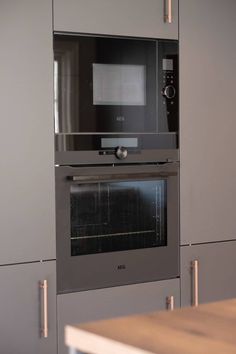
[54,0,178,39]
[0,261,57,354]
[180,0,236,244]
[181,242,236,307]
[58,279,180,354]
[0,0,55,264]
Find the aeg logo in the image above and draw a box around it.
[116,116,125,122]
[117,264,126,270]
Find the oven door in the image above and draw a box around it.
[56,164,179,293]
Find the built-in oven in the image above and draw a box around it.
[56,163,179,294]
[54,34,179,165]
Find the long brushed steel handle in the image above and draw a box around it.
[164,0,172,23]
[69,170,177,182]
[40,280,48,338]
[166,295,174,311]
[191,260,199,307]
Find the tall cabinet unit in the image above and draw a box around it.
[53,1,179,353]
[0,1,56,353]
[180,0,236,306]
[0,0,55,265]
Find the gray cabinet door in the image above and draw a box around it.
[0,0,55,264]
[53,0,178,39]
[181,241,236,307]
[180,0,236,245]
[0,261,57,354]
[58,279,180,354]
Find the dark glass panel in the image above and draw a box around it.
[70,180,167,256]
[54,35,157,133]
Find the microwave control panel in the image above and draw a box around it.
[158,42,179,133]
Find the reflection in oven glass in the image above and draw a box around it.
[70,180,167,256]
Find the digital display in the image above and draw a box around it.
[163,59,173,71]
[101,137,138,148]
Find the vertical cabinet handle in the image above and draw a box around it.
[191,260,199,307]
[40,280,48,338]
[166,295,174,311]
[164,0,172,24]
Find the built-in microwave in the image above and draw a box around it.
[54,34,179,165]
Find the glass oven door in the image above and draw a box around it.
[56,164,179,293]
[70,180,167,256]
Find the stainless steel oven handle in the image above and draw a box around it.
[69,171,177,182]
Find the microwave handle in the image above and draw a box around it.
[69,172,177,182]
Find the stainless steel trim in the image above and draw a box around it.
[55,132,178,135]
[166,295,174,310]
[55,149,179,166]
[40,280,48,338]
[54,31,158,42]
[191,260,199,307]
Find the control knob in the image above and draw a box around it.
[115,146,128,160]
[162,85,176,99]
